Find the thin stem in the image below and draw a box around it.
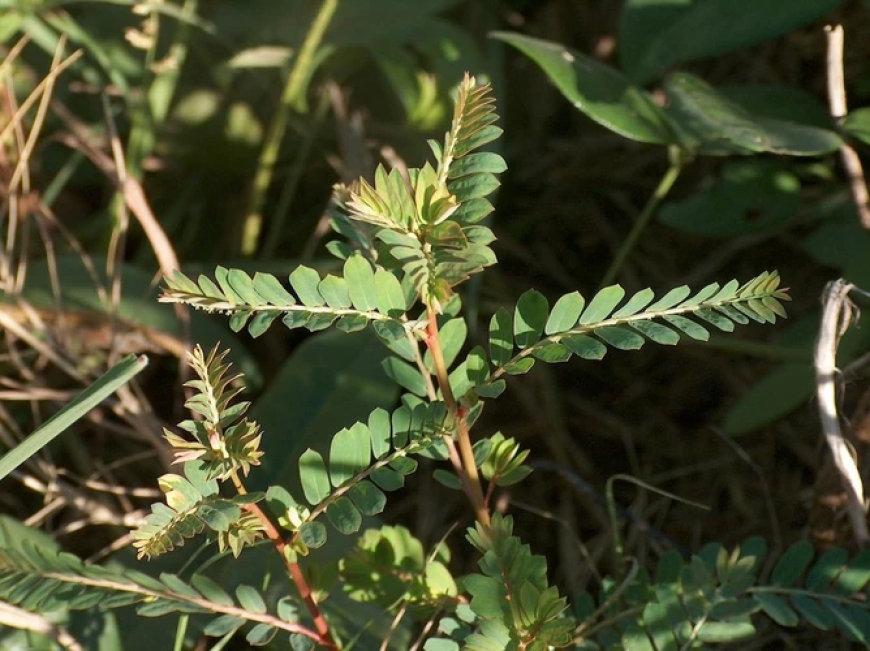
[425,308,490,528]
[241,0,339,256]
[600,149,685,288]
[230,471,337,649]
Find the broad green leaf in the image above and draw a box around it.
[329,423,370,487]
[620,0,845,84]
[492,32,675,144]
[514,289,549,349]
[719,84,835,129]
[250,330,397,491]
[579,285,625,324]
[253,272,294,304]
[594,326,644,350]
[806,547,849,591]
[319,274,352,308]
[382,357,428,397]
[372,319,407,343]
[664,72,842,156]
[772,541,814,586]
[374,269,407,316]
[476,380,506,399]
[336,314,369,333]
[660,160,801,238]
[835,549,870,594]
[646,286,691,312]
[844,107,870,146]
[545,291,585,334]
[721,361,812,435]
[203,615,245,637]
[790,595,835,630]
[0,354,148,482]
[695,309,736,332]
[562,334,607,360]
[348,481,387,516]
[289,266,325,306]
[299,449,331,505]
[489,308,513,366]
[326,496,363,534]
[344,254,378,311]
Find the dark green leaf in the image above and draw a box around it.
[753,593,799,627]
[492,32,675,144]
[562,334,607,360]
[620,0,844,84]
[630,320,680,345]
[325,496,363,534]
[382,357,428,396]
[595,326,645,350]
[772,541,814,587]
[235,585,266,614]
[514,289,549,349]
[663,315,709,341]
[489,308,513,366]
[348,480,387,516]
[532,343,572,363]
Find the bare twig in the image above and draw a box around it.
[815,279,868,546]
[826,24,870,230]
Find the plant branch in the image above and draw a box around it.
[825,24,870,230]
[241,0,339,256]
[600,148,684,287]
[232,473,337,648]
[425,308,490,527]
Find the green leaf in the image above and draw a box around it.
[663,315,709,341]
[620,0,846,84]
[348,480,387,516]
[319,274,352,308]
[374,269,408,316]
[299,449,331,505]
[298,521,328,549]
[253,272,294,304]
[368,408,392,459]
[491,32,675,144]
[844,107,870,146]
[235,585,266,614]
[772,541,815,587]
[721,362,813,435]
[326,496,363,534]
[329,423,370,487]
[344,254,378,311]
[477,380,506,399]
[289,266,325,306]
[545,291,585,334]
[489,308,513,367]
[533,343,572,363]
[370,467,406,491]
[248,311,280,338]
[664,72,842,156]
[612,288,654,318]
[425,318,468,371]
[630,320,680,345]
[504,358,535,375]
[0,354,148,482]
[753,593,799,627]
[227,269,265,306]
[514,290,549,349]
[246,624,277,646]
[382,357,429,397]
[190,575,233,606]
[595,326,645,350]
[448,152,507,178]
[579,285,625,324]
[562,334,607,360]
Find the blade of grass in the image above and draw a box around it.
[0,354,149,482]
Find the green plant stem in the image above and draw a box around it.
[600,150,684,288]
[230,471,337,649]
[241,0,339,256]
[425,309,491,528]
